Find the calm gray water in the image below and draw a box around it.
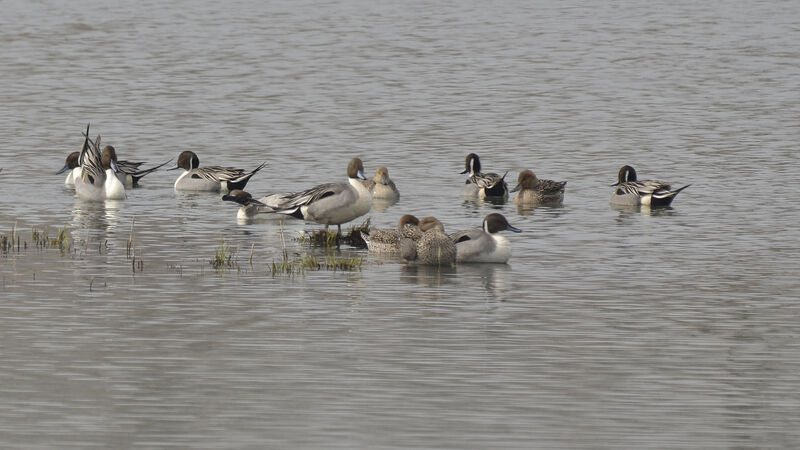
[2,0,800,447]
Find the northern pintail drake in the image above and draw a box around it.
[56,151,81,185]
[460,153,509,198]
[270,158,372,234]
[363,214,421,255]
[610,165,690,207]
[73,125,127,201]
[361,166,399,201]
[169,150,266,192]
[101,145,170,188]
[400,216,456,266]
[450,213,521,263]
[221,189,276,221]
[511,170,566,205]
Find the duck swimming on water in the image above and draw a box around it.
[459,153,508,199]
[170,150,266,192]
[609,165,689,207]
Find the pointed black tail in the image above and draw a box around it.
[226,162,267,191]
[652,184,690,207]
[129,159,173,186]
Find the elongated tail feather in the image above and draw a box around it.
[652,184,690,206]
[226,162,267,191]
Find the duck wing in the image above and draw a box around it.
[190,166,247,182]
[449,227,482,243]
[469,172,507,189]
[270,182,344,214]
[616,180,670,197]
[538,179,567,194]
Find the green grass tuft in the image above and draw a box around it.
[210,239,239,269]
[269,251,364,276]
[296,218,371,248]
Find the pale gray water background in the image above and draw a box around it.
[1,0,800,447]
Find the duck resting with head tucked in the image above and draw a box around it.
[610,165,690,207]
[400,216,456,266]
[363,214,421,255]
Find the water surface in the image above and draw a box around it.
[1,0,799,447]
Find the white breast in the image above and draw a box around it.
[475,234,512,263]
[104,169,127,200]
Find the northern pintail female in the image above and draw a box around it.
[450,213,521,263]
[73,126,127,201]
[511,169,566,205]
[610,165,690,207]
[101,145,170,188]
[56,151,81,185]
[400,217,456,266]
[361,166,399,201]
[363,214,421,255]
[169,150,266,192]
[270,158,372,234]
[460,153,509,198]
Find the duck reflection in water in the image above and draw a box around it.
[611,203,678,222]
[399,263,511,302]
[70,199,122,233]
[400,263,458,289]
[456,263,512,303]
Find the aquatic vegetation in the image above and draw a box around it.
[210,239,239,270]
[322,254,364,271]
[2,225,71,254]
[298,228,340,248]
[297,218,370,248]
[345,218,370,248]
[0,234,10,253]
[272,224,364,276]
[40,225,71,252]
[125,217,145,273]
[2,223,20,253]
[126,217,135,259]
[269,251,364,276]
[1,219,361,280]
